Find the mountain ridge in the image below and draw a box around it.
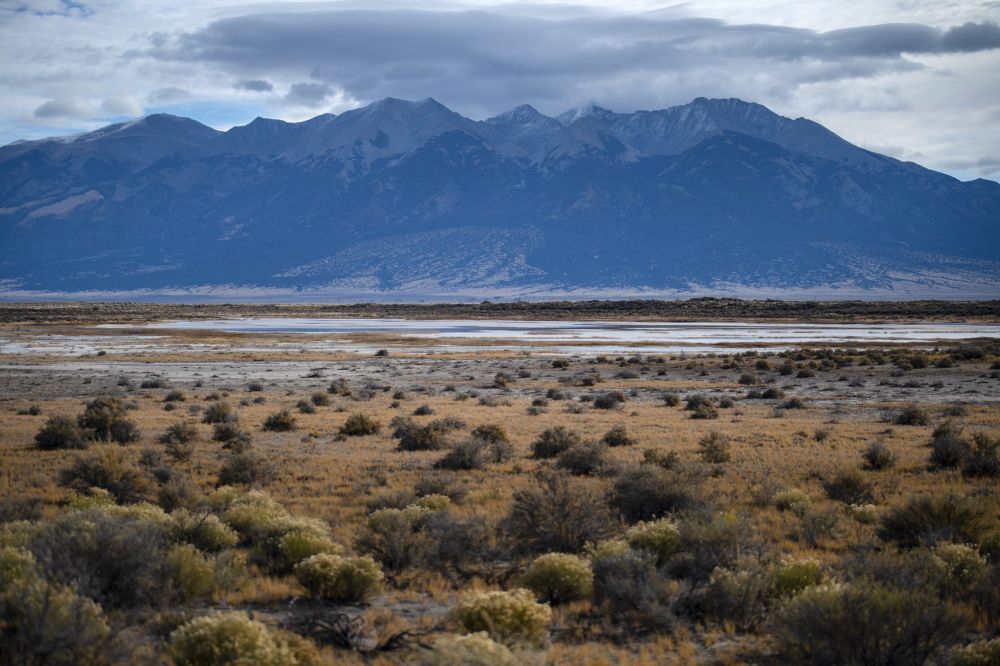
[1,96,998,298]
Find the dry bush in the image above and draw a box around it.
[821,468,875,505]
[878,492,993,549]
[862,441,897,471]
[262,410,296,432]
[59,449,151,504]
[591,549,672,630]
[34,415,89,450]
[697,431,731,464]
[77,397,140,444]
[530,426,582,459]
[504,472,614,554]
[435,438,512,471]
[895,405,930,426]
[217,453,277,487]
[963,434,1000,478]
[202,402,235,424]
[612,465,705,523]
[776,583,968,665]
[212,422,252,451]
[601,424,636,447]
[556,441,609,476]
[339,413,381,437]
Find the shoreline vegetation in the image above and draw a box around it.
[1,298,999,324]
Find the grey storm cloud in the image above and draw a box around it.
[33,97,91,119]
[144,10,1000,116]
[284,81,333,106]
[234,78,274,92]
[147,86,190,104]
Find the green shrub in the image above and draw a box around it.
[776,583,968,665]
[698,431,731,463]
[424,632,516,666]
[414,494,452,511]
[0,546,111,666]
[172,510,239,552]
[218,491,335,572]
[169,611,299,666]
[357,506,434,574]
[262,410,296,432]
[520,553,593,604]
[849,503,879,525]
[59,448,150,504]
[277,529,343,569]
[625,518,682,567]
[166,543,217,600]
[531,426,582,458]
[821,467,874,504]
[879,492,993,548]
[34,415,89,450]
[310,392,329,407]
[929,543,988,585]
[31,505,173,609]
[450,589,551,646]
[772,556,823,597]
[340,413,380,437]
[773,489,811,515]
[951,638,1000,666]
[294,554,384,603]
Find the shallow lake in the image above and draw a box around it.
[98,318,1000,355]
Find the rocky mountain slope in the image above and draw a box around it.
[1,97,998,298]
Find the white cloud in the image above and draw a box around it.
[100,95,143,117]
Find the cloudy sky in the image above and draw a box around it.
[2,0,999,180]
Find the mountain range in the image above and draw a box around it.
[1,96,998,299]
